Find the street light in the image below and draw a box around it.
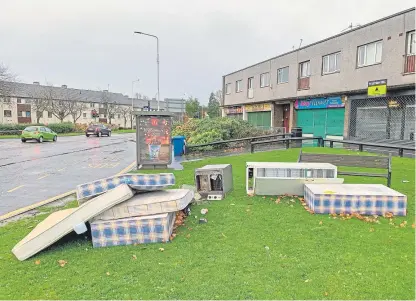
[131,79,140,111]
[134,31,160,111]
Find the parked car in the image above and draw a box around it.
[86,124,112,137]
[21,126,57,143]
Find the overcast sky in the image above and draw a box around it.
[0,0,414,103]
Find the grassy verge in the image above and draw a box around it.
[0,148,414,299]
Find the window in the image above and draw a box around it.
[407,31,415,55]
[248,77,253,89]
[260,72,270,88]
[17,98,21,104]
[48,111,52,118]
[4,110,11,117]
[83,113,87,118]
[225,83,231,94]
[357,41,382,67]
[2,97,11,103]
[103,114,107,118]
[322,52,340,74]
[277,67,289,83]
[235,80,242,92]
[117,114,121,119]
[299,61,310,78]
[25,111,31,117]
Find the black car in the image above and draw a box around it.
[85,124,111,137]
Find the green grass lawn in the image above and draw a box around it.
[0,148,414,300]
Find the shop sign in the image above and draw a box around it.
[388,99,400,108]
[245,103,271,112]
[225,106,243,114]
[368,79,387,97]
[295,96,345,110]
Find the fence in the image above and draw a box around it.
[184,133,290,160]
[348,94,415,142]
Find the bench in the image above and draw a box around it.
[298,150,392,187]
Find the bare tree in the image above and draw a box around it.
[117,105,133,128]
[27,86,50,123]
[0,63,16,98]
[134,92,142,99]
[41,86,70,123]
[68,101,88,123]
[100,91,119,124]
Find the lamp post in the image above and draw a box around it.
[134,31,160,111]
[131,79,140,111]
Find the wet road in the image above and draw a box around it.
[0,133,136,216]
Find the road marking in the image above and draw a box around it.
[38,174,50,180]
[7,185,24,193]
[88,162,120,169]
[0,161,136,222]
[57,168,66,172]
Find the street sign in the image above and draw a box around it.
[368,79,387,96]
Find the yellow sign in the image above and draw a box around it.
[245,103,271,112]
[388,100,400,108]
[368,79,387,96]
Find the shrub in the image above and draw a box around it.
[0,123,76,134]
[172,117,266,145]
[47,123,75,133]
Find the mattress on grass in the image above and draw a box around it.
[254,178,344,196]
[304,184,407,216]
[91,212,176,248]
[92,189,194,221]
[76,173,175,204]
[12,184,134,261]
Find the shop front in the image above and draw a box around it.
[224,106,243,119]
[295,96,345,143]
[245,103,272,129]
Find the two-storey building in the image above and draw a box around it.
[222,8,415,142]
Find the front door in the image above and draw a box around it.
[283,104,290,133]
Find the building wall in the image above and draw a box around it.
[0,97,133,127]
[223,9,415,106]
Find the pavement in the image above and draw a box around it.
[0,133,136,216]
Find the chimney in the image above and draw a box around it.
[33,81,40,85]
[62,84,67,88]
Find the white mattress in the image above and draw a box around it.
[304,184,406,196]
[12,184,134,261]
[92,189,194,221]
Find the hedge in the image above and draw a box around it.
[0,123,75,134]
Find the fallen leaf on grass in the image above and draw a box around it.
[412,223,415,229]
[221,233,227,238]
[262,196,266,199]
[399,221,407,228]
[384,212,394,218]
[304,279,310,283]
[159,248,165,252]
[289,199,296,203]
[132,255,137,260]
[246,209,251,212]
[186,234,191,239]
[324,292,329,296]
[34,260,41,265]
[106,272,110,276]
[319,221,323,225]
[57,260,67,267]
[369,228,375,232]
[275,198,281,204]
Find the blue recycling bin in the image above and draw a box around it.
[172,136,186,156]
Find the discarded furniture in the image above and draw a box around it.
[92,189,194,220]
[91,212,175,248]
[304,184,407,216]
[298,150,392,187]
[195,164,233,200]
[12,184,134,261]
[246,162,342,196]
[76,173,175,203]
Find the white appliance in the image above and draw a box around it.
[246,162,343,196]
